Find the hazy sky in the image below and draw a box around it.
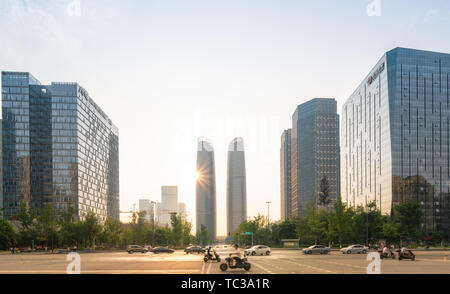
[1,0,450,235]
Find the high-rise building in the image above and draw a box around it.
[156,186,179,225]
[178,202,187,220]
[226,137,247,234]
[291,98,340,217]
[341,48,450,236]
[1,71,119,221]
[0,119,2,218]
[196,137,216,241]
[139,199,155,223]
[280,129,292,221]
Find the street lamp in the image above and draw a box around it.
[266,201,271,227]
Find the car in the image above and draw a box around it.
[302,245,331,254]
[341,244,369,254]
[244,245,271,256]
[152,246,175,254]
[184,246,205,254]
[126,245,148,254]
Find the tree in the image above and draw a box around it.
[101,218,123,248]
[196,224,210,246]
[58,205,78,248]
[395,201,423,242]
[327,197,349,247]
[382,217,399,245]
[318,176,332,210]
[17,202,39,247]
[170,213,183,247]
[305,202,326,244]
[0,218,16,250]
[37,204,58,251]
[80,211,102,248]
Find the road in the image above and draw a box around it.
[0,249,449,274]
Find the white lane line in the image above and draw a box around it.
[206,262,212,274]
[201,261,206,274]
[281,258,335,273]
[251,260,275,274]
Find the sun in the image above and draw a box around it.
[195,171,200,181]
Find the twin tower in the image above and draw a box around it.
[196,137,247,241]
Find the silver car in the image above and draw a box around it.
[302,245,330,254]
[340,244,368,254]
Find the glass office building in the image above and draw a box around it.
[196,137,216,240]
[341,48,450,236]
[280,129,292,221]
[291,98,340,217]
[1,72,119,221]
[226,137,247,234]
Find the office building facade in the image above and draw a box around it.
[226,137,247,234]
[196,137,216,240]
[341,48,450,236]
[1,71,119,221]
[280,129,292,221]
[291,98,340,217]
[157,186,179,225]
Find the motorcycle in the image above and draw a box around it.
[219,256,251,271]
[204,251,221,263]
[396,249,415,261]
[378,250,395,259]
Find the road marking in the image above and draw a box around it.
[206,262,212,274]
[280,258,335,273]
[201,261,206,274]
[251,260,275,274]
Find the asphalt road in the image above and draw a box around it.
[0,249,449,274]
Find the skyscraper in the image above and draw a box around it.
[291,98,340,217]
[196,137,216,241]
[226,137,247,234]
[341,48,450,236]
[157,186,179,225]
[139,199,155,223]
[280,129,292,221]
[1,71,119,221]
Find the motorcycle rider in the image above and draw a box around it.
[230,244,242,266]
[382,245,390,256]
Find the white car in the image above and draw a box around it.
[244,245,271,256]
[341,244,368,254]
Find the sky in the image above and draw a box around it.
[1,0,450,235]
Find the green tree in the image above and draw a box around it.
[327,197,349,247]
[170,213,183,247]
[0,218,16,250]
[36,204,58,251]
[395,200,423,242]
[58,205,78,248]
[80,211,102,248]
[17,202,38,247]
[305,202,326,244]
[382,217,399,244]
[196,224,210,246]
[101,218,123,248]
[318,176,332,210]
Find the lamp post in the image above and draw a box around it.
[266,201,271,227]
[151,201,156,247]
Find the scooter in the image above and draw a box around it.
[204,251,221,263]
[378,250,396,259]
[396,249,416,261]
[220,256,251,271]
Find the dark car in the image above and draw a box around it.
[152,246,175,254]
[126,245,149,254]
[184,246,205,254]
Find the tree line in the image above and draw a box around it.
[0,203,206,251]
[232,198,445,248]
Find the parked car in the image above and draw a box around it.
[302,245,331,254]
[341,244,369,254]
[126,245,148,254]
[152,246,175,254]
[244,245,271,256]
[184,246,205,254]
